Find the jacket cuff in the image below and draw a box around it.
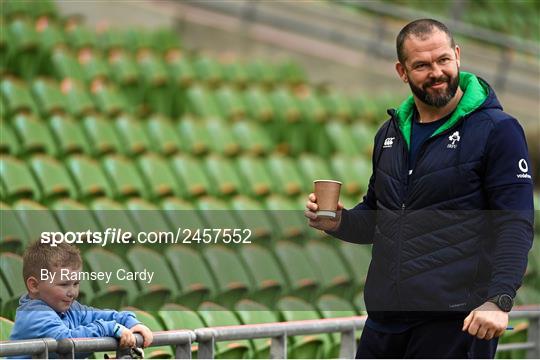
[123,314,141,329]
[324,208,349,239]
[487,284,517,300]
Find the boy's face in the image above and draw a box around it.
[33,266,81,313]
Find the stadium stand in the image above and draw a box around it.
[0,0,539,358]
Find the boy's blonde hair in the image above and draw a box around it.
[23,241,82,285]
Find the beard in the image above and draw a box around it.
[407,69,460,108]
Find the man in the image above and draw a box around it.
[305,19,534,358]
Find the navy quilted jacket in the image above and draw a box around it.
[330,72,534,321]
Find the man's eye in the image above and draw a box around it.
[439,58,450,64]
[415,64,426,69]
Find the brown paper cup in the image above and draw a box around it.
[313,180,342,218]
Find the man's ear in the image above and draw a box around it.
[26,276,40,295]
[395,61,408,83]
[454,45,461,68]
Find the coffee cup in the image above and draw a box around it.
[313,180,342,218]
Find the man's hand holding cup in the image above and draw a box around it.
[305,180,343,232]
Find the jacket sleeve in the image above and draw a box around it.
[76,302,140,329]
[483,116,534,299]
[325,124,383,244]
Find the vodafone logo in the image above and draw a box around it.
[516,159,531,179]
[518,159,528,173]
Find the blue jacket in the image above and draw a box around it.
[10,294,140,358]
[330,72,534,321]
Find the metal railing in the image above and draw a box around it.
[1,308,539,359]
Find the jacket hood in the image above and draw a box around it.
[395,71,496,148]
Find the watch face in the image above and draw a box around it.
[499,295,513,312]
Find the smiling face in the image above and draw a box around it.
[28,266,81,313]
[396,29,461,108]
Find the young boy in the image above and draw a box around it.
[10,241,153,356]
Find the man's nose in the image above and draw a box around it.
[429,63,444,79]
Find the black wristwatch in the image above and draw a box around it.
[487,294,513,312]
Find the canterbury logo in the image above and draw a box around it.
[447,131,460,149]
[383,137,395,148]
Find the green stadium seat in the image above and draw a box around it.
[214,86,246,121]
[296,154,334,191]
[321,90,355,122]
[81,115,123,157]
[48,115,90,157]
[238,244,286,307]
[158,304,204,357]
[274,241,320,302]
[89,198,138,252]
[0,120,19,155]
[350,122,376,157]
[6,18,40,79]
[160,197,206,235]
[145,115,182,156]
[106,48,141,99]
[12,199,62,244]
[242,86,274,123]
[101,154,148,200]
[77,49,109,83]
[176,117,210,156]
[197,301,252,359]
[57,78,96,118]
[231,121,273,156]
[50,47,84,82]
[89,79,129,117]
[265,155,304,197]
[114,114,152,157]
[35,15,66,54]
[169,154,213,198]
[192,56,224,85]
[29,154,77,201]
[64,21,99,51]
[246,60,278,85]
[221,59,249,87]
[0,202,27,254]
[165,246,215,309]
[85,248,168,310]
[278,61,306,85]
[11,113,56,155]
[0,316,14,341]
[0,253,25,319]
[331,154,371,197]
[0,156,40,201]
[125,198,172,235]
[31,78,66,117]
[234,300,277,359]
[196,196,240,230]
[276,296,328,359]
[325,122,359,156]
[136,153,180,200]
[202,245,251,308]
[165,51,195,90]
[235,155,273,198]
[229,195,273,241]
[0,77,39,117]
[205,120,241,157]
[305,240,356,300]
[264,195,306,239]
[294,86,327,124]
[203,155,244,197]
[185,85,221,119]
[136,50,171,116]
[123,308,175,359]
[338,242,371,291]
[65,154,113,201]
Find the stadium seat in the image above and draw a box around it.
[205,120,241,157]
[158,303,204,357]
[350,122,376,157]
[242,86,274,123]
[29,154,77,201]
[77,49,109,84]
[0,120,20,155]
[101,154,148,200]
[324,122,360,156]
[246,60,278,86]
[0,253,25,319]
[221,59,249,87]
[201,245,251,308]
[169,154,213,198]
[0,202,27,254]
[50,46,84,81]
[160,197,207,235]
[264,195,306,239]
[235,155,273,198]
[192,56,224,86]
[136,153,180,200]
[12,199,62,244]
[184,84,221,118]
[81,115,123,157]
[48,115,90,157]
[64,20,99,51]
[276,296,329,359]
[125,198,172,235]
[237,244,286,307]
[51,197,100,234]
[196,196,239,230]
[176,117,211,156]
[305,240,356,300]
[0,156,40,201]
[265,155,304,197]
[0,316,14,341]
[11,113,57,155]
[231,121,273,156]
[136,50,171,116]
[6,18,40,79]
[197,301,252,359]
[145,115,182,156]
[65,154,113,201]
[321,90,355,122]
[234,300,277,359]
[114,114,152,157]
[57,78,96,118]
[0,77,39,117]
[165,51,195,91]
[294,85,327,125]
[330,154,371,196]
[229,195,273,241]
[84,248,168,310]
[338,242,371,291]
[89,79,129,117]
[296,154,334,191]
[31,78,66,117]
[214,86,246,121]
[165,246,216,309]
[203,155,244,198]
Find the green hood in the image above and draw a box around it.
[395,71,489,148]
